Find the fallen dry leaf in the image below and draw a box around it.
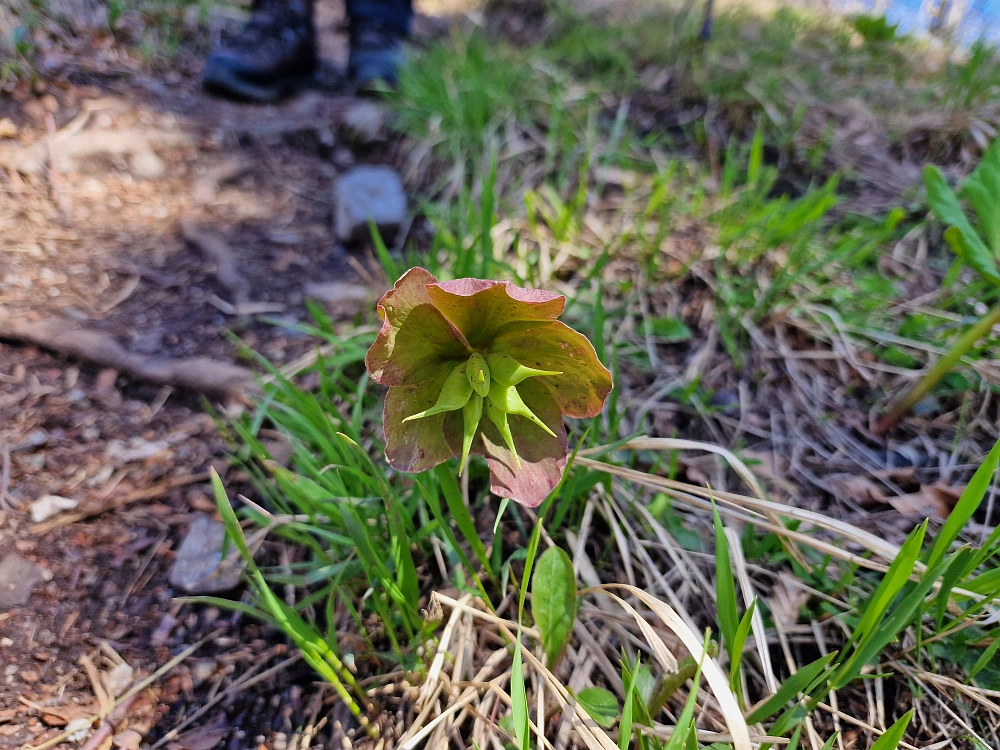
[826,473,885,507]
[770,573,810,630]
[888,482,965,520]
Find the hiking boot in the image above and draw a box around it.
[348,24,405,90]
[203,0,317,103]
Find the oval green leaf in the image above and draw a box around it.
[575,686,619,728]
[532,545,577,666]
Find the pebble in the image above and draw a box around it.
[333,165,406,243]
[168,514,245,593]
[0,553,49,607]
[340,100,388,143]
[29,495,78,523]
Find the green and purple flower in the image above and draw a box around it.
[365,268,613,507]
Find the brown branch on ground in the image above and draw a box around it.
[179,218,286,316]
[30,472,211,534]
[0,308,259,398]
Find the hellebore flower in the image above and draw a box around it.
[365,268,613,507]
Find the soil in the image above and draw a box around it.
[0,2,400,747]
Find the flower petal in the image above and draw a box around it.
[481,379,568,507]
[426,279,565,348]
[492,320,613,418]
[383,364,458,473]
[366,267,471,386]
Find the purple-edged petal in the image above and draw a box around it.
[426,279,565,349]
[492,320,613,418]
[383,363,459,473]
[366,267,471,386]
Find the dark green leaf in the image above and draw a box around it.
[925,165,1000,285]
[532,546,577,666]
[575,687,619,728]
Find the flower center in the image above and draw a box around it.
[401,352,561,472]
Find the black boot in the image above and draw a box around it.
[203,0,317,103]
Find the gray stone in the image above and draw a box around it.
[0,553,49,607]
[333,165,406,243]
[168,514,245,593]
[340,100,389,143]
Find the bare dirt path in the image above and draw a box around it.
[0,3,397,746]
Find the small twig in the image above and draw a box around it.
[179,218,251,307]
[0,441,15,510]
[31,472,211,533]
[45,112,70,221]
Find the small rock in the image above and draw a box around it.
[29,495,78,523]
[333,165,406,243]
[65,718,92,742]
[106,662,134,696]
[113,729,143,750]
[130,329,163,355]
[0,553,49,607]
[0,118,17,138]
[105,438,170,465]
[129,149,166,179]
[340,100,389,143]
[94,367,119,394]
[190,658,217,687]
[168,514,245,593]
[150,612,179,648]
[0,638,13,647]
[19,670,39,684]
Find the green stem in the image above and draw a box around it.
[877,302,1000,434]
[646,642,718,717]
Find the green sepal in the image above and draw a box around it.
[486,398,520,466]
[460,393,483,474]
[402,362,472,422]
[486,352,561,387]
[466,352,491,397]
[488,380,557,438]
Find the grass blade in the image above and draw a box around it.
[664,636,707,750]
[435,463,492,574]
[713,502,739,660]
[850,520,927,648]
[926,437,1000,570]
[729,598,757,698]
[745,653,836,724]
[511,633,530,750]
[870,710,913,750]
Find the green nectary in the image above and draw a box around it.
[403,352,561,472]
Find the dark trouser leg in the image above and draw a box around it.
[345,0,411,86]
[345,0,413,36]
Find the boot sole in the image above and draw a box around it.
[203,65,316,103]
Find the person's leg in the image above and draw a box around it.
[202,0,317,102]
[345,0,413,87]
